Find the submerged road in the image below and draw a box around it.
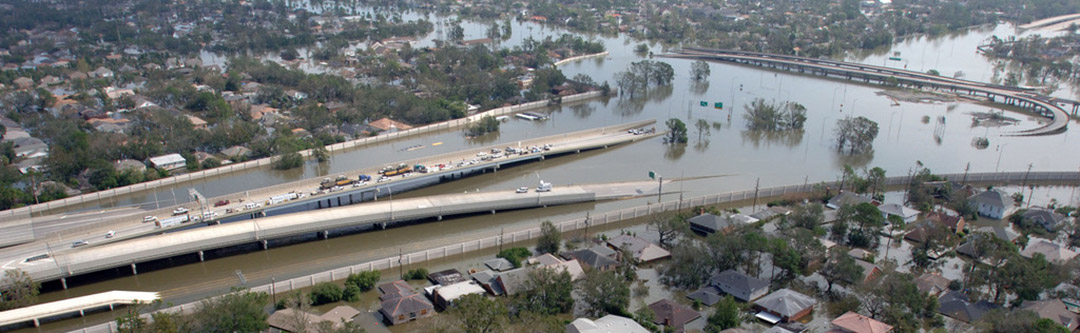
[666,48,1072,136]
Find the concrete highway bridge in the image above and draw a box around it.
[16,180,665,288]
[666,48,1074,136]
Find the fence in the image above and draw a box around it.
[69,170,1080,333]
[1,91,604,221]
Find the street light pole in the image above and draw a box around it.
[995,143,1010,173]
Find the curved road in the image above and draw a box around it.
[666,48,1071,136]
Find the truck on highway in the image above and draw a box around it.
[381,163,412,177]
[414,164,428,173]
[321,175,354,189]
[268,192,300,205]
[156,216,188,228]
[357,174,372,182]
[536,181,552,192]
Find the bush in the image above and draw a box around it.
[309,282,343,305]
[342,284,362,302]
[497,247,532,268]
[346,271,380,291]
[404,268,428,280]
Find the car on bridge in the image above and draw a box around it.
[172,207,189,215]
[516,187,529,193]
[142,216,158,223]
[72,240,89,248]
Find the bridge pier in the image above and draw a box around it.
[198,251,204,262]
[261,240,268,250]
[33,318,38,327]
[437,215,443,221]
[131,263,138,275]
[337,197,342,206]
[321,230,329,239]
[60,277,67,289]
[79,309,84,317]
[491,210,496,214]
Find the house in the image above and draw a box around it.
[13,77,33,89]
[431,281,486,310]
[460,38,494,47]
[368,117,413,132]
[752,288,817,323]
[494,267,532,296]
[750,206,791,221]
[827,192,873,210]
[186,115,208,130]
[1021,299,1079,331]
[647,299,701,330]
[470,270,505,296]
[973,225,1020,243]
[220,146,252,159]
[914,273,952,297]
[938,291,999,323]
[687,285,725,306]
[567,314,650,333]
[68,71,88,80]
[831,311,893,333]
[284,89,308,100]
[688,213,745,235]
[89,66,114,78]
[853,259,882,283]
[483,258,515,272]
[12,137,49,158]
[879,203,920,223]
[114,159,147,173]
[606,235,671,263]
[267,305,360,332]
[428,269,467,286]
[1021,238,1078,263]
[565,246,620,271]
[148,153,187,171]
[709,269,770,302]
[378,280,435,325]
[1022,207,1068,232]
[974,189,1012,219]
[924,211,965,233]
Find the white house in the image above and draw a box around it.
[880,203,921,223]
[974,189,1012,219]
[149,153,187,171]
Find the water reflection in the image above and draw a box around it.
[739,130,805,149]
[465,130,501,144]
[614,85,675,117]
[690,80,710,95]
[693,140,710,153]
[570,103,596,119]
[835,149,876,169]
[664,144,686,161]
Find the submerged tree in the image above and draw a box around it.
[690,60,711,81]
[833,116,879,154]
[743,98,807,131]
[666,118,688,144]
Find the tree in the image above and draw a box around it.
[342,284,362,302]
[192,288,269,333]
[578,270,631,317]
[345,271,380,291]
[0,269,38,310]
[695,118,711,142]
[666,118,688,144]
[660,241,712,288]
[706,295,743,332]
[280,48,300,61]
[453,294,507,333]
[497,247,532,268]
[690,60,711,81]
[978,309,1070,333]
[465,115,500,137]
[789,204,825,230]
[820,250,864,293]
[449,24,465,41]
[309,282,344,305]
[743,99,807,131]
[649,214,687,248]
[536,221,561,254]
[312,145,330,163]
[516,267,574,315]
[833,116,879,154]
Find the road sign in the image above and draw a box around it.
[648,171,656,180]
[699,101,708,107]
[714,102,723,109]
[888,56,901,61]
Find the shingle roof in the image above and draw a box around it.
[1021,238,1078,262]
[688,213,737,233]
[831,311,893,333]
[606,235,671,262]
[380,293,433,319]
[914,273,952,296]
[710,269,768,298]
[484,258,514,272]
[568,247,620,270]
[377,280,416,301]
[974,189,1010,208]
[1022,299,1079,330]
[647,299,701,328]
[1023,208,1067,228]
[879,203,920,218]
[687,286,724,306]
[754,289,817,318]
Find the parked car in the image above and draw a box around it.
[143,216,158,223]
[105,231,115,238]
[72,240,88,248]
[214,200,230,207]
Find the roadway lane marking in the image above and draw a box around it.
[432,142,443,146]
[2,259,14,269]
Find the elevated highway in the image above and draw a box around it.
[15,180,665,286]
[666,48,1073,136]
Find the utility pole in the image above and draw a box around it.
[752,178,760,213]
[583,212,590,240]
[1022,163,1033,189]
[398,248,403,279]
[962,162,970,186]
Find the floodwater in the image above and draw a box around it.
[13,7,1080,332]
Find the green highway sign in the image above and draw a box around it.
[714,102,723,109]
